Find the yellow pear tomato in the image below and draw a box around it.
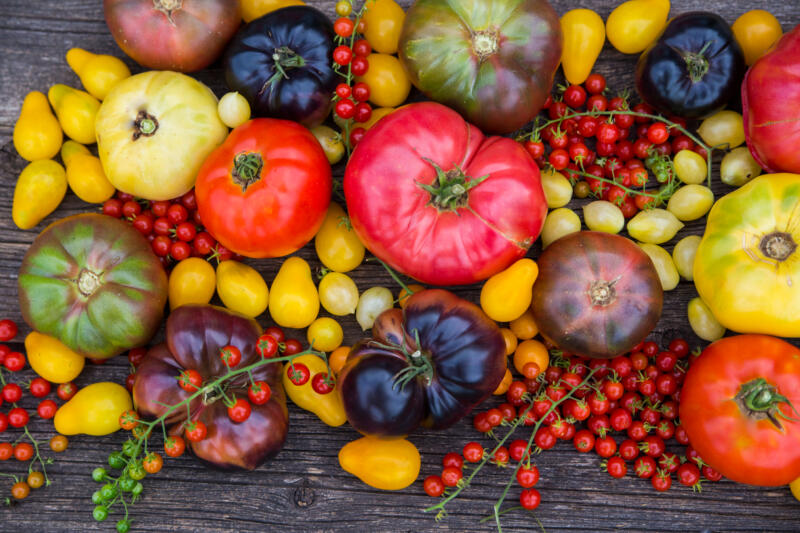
[606,0,670,54]
[315,202,365,272]
[560,9,605,85]
[480,259,538,323]
[361,0,405,54]
[168,257,216,310]
[732,9,783,66]
[61,141,116,204]
[65,48,131,100]
[24,332,85,383]
[339,436,420,490]
[54,382,132,436]
[47,84,100,144]
[12,160,67,230]
[216,260,269,318]
[13,91,62,161]
[269,257,319,329]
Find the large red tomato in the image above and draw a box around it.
[680,335,800,486]
[195,119,331,258]
[104,0,241,72]
[344,102,546,286]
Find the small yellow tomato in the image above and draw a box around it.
[560,9,606,85]
[65,48,131,100]
[790,477,800,502]
[168,257,216,310]
[355,107,394,130]
[720,147,762,187]
[673,149,708,185]
[339,436,420,490]
[509,309,538,340]
[307,317,344,352]
[541,207,581,248]
[698,110,745,150]
[13,91,62,161]
[500,328,518,356]
[216,260,269,318]
[606,0,670,54]
[626,208,683,244]
[583,200,624,234]
[493,367,512,395]
[13,160,67,230]
[541,169,573,208]
[47,84,100,144]
[241,0,304,22]
[356,54,410,108]
[513,339,549,375]
[687,297,725,342]
[362,0,405,54]
[335,0,351,17]
[269,257,319,329]
[638,243,679,291]
[319,271,359,316]
[355,286,393,330]
[667,184,714,221]
[62,142,116,204]
[283,353,346,426]
[329,345,351,375]
[398,284,425,309]
[54,382,132,436]
[480,259,538,322]
[732,9,783,66]
[24,331,85,383]
[217,92,251,128]
[310,125,344,165]
[315,202,365,272]
[672,235,701,281]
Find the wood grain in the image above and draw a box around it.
[1,0,800,531]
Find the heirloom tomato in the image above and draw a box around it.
[339,436,420,491]
[314,202,365,273]
[54,382,132,436]
[104,0,241,72]
[344,102,546,286]
[680,335,800,486]
[195,119,331,258]
[398,0,562,134]
[694,174,800,336]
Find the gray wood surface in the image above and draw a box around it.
[1,0,800,531]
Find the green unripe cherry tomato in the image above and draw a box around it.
[92,467,107,482]
[131,482,144,496]
[127,464,146,481]
[116,519,132,533]
[108,451,126,470]
[91,490,104,505]
[119,476,136,492]
[93,505,109,522]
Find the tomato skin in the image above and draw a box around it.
[344,102,547,286]
[195,119,331,259]
[680,335,800,486]
[104,0,241,72]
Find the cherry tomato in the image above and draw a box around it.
[463,442,484,463]
[563,85,587,108]
[49,435,68,453]
[256,334,279,359]
[311,372,335,395]
[184,420,208,442]
[287,362,310,385]
[647,122,669,144]
[423,475,445,497]
[519,488,541,510]
[220,345,242,367]
[333,45,353,66]
[336,83,352,99]
[0,413,7,433]
[353,39,371,57]
[283,339,303,355]
[441,466,462,487]
[248,381,272,405]
[517,465,540,488]
[0,442,12,460]
[335,99,356,119]
[164,436,186,458]
[585,73,606,95]
[227,397,252,423]
[14,442,34,461]
[334,17,355,38]
[57,382,77,401]
[11,481,30,500]
[37,400,57,420]
[0,319,18,341]
[606,456,627,478]
[3,351,25,372]
[351,56,369,76]
[178,369,203,392]
[142,452,163,474]
[2,383,22,403]
[651,470,672,492]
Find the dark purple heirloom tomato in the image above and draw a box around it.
[338,289,506,437]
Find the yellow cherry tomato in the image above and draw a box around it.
[168,257,216,310]
[513,339,549,375]
[398,284,425,309]
[283,354,346,426]
[13,91,62,161]
[241,0,305,22]
[339,436,420,490]
[583,200,624,234]
[24,332,85,383]
[269,257,319,329]
[310,125,344,165]
[329,345,351,375]
[560,9,606,85]
[720,146,762,187]
[698,110,745,150]
[13,160,67,230]
[667,184,714,221]
[672,235,701,281]
[500,328,517,356]
[65,48,131,100]
[480,259,539,323]
[217,92,251,128]
[307,317,344,352]
[626,208,684,244]
[493,367,512,395]
[509,309,538,340]
[356,286,393,330]
[362,0,405,54]
[732,9,783,66]
[216,260,269,318]
[638,243,679,291]
[54,382,132,436]
[673,149,708,185]
[61,142,116,204]
[47,84,100,144]
[356,54,410,108]
[315,202,365,272]
[319,271,359,316]
[541,207,581,248]
[540,169,573,208]
[606,0,670,54]
[356,107,394,130]
[687,297,725,342]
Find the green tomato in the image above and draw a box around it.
[541,207,580,248]
[540,169,573,208]
[108,451,127,470]
[91,490,104,505]
[127,464,146,481]
[720,147,762,187]
[119,476,136,493]
[93,506,109,522]
[92,467,107,482]
[638,243,679,291]
[687,297,725,341]
[672,235,701,280]
[99,483,117,500]
[667,184,714,221]
[131,482,144,496]
[583,200,624,234]
[116,519,132,533]
[673,149,707,185]
[627,208,684,244]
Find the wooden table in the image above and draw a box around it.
[1,0,799,531]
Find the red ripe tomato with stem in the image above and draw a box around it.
[283,339,303,355]
[287,362,310,386]
[185,420,208,442]
[651,469,672,492]
[248,381,272,405]
[610,407,633,431]
[627,420,648,441]
[256,334,279,358]
[37,400,57,420]
[442,452,463,470]
[441,466,462,486]
[424,475,445,497]
[2,383,22,403]
[463,442,484,463]
[534,427,556,450]
[595,436,617,458]
[227,397,252,423]
[3,352,25,372]
[635,456,657,478]
[573,429,595,452]
[164,436,186,458]
[659,452,680,473]
[517,465,540,488]
[8,408,29,428]
[179,369,203,392]
[640,435,665,457]
[508,439,530,462]
[519,488,541,510]
[57,382,77,401]
[14,442,34,461]
[563,85,587,108]
[311,372,335,395]
[605,456,627,478]
[0,412,7,433]
[619,439,639,461]
[351,56,369,76]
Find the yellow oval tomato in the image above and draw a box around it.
[583,200,624,234]
[732,9,783,66]
[626,208,684,244]
[54,382,132,436]
[480,259,538,322]
[540,169,572,208]
[362,0,405,54]
[606,0,670,54]
[283,354,346,426]
[168,257,216,310]
[673,149,708,185]
[672,235,701,281]
[47,84,100,144]
[24,331,85,383]
[687,297,725,341]
[355,286,393,330]
[63,149,116,204]
[638,243,679,291]
[13,160,67,230]
[13,91,62,161]
[315,202,365,272]
[560,9,605,85]
[339,436,420,490]
[241,0,304,22]
[307,317,344,352]
[698,110,745,149]
[513,339,549,375]
[319,271,359,316]
[216,260,269,318]
[541,207,581,248]
[217,92,251,128]
[509,309,538,340]
[65,48,131,100]
[269,257,319,328]
[329,345,351,375]
[356,54,410,108]
[310,124,344,165]
[667,184,714,221]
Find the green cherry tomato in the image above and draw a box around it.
[128,464,146,481]
[122,440,138,457]
[131,482,144,496]
[119,476,136,493]
[99,483,117,500]
[92,467,107,482]
[91,490,104,505]
[116,519,132,533]
[93,505,109,522]
[108,451,127,469]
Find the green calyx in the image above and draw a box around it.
[735,377,800,431]
[682,41,713,83]
[417,158,488,212]
[231,152,264,193]
[263,46,306,91]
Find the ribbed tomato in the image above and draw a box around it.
[344,102,546,286]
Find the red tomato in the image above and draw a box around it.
[195,119,331,258]
[103,0,241,72]
[680,335,800,486]
[344,102,547,285]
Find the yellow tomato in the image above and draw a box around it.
[13,160,66,230]
[307,317,344,352]
[61,141,116,204]
[356,107,394,130]
[638,243,679,291]
[509,309,538,340]
[269,257,319,329]
[24,332,85,383]
[54,382,132,436]
[13,91,62,161]
[667,184,714,221]
[241,0,304,22]
[168,257,216,310]
[355,286,393,330]
[606,0,670,54]
[216,260,269,318]
[314,202,365,272]
[362,0,405,54]
[541,207,581,248]
[673,149,708,185]
[339,436,420,490]
[356,54,410,108]
[790,477,800,502]
[217,92,251,128]
[697,110,745,149]
[65,48,131,100]
[687,297,725,341]
[540,169,573,208]
[319,271,359,316]
[329,345,351,375]
[398,284,425,309]
[560,9,606,85]
[732,9,783,66]
[493,367,512,395]
[47,84,100,144]
[626,208,683,244]
[283,354,346,426]
[310,124,344,165]
[500,328,517,356]
[513,339,549,375]
[480,259,538,322]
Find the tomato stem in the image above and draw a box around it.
[231,152,264,192]
[417,157,488,211]
[736,377,800,430]
[682,41,713,83]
